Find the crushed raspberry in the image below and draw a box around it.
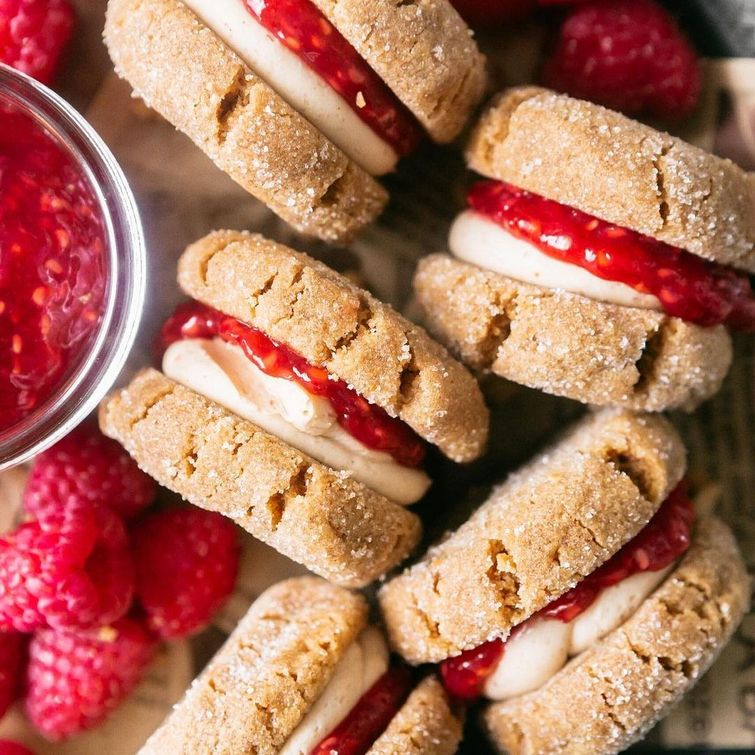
[0,108,107,433]
[0,505,134,632]
[542,0,701,120]
[0,742,34,755]
[0,631,25,719]
[469,181,755,330]
[131,507,239,639]
[449,0,536,25]
[245,0,421,157]
[311,664,413,755]
[24,617,156,740]
[23,423,156,522]
[440,482,694,700]
[0,0,74,84]
[159,302,427,468]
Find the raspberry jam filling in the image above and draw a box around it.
[0,109,107,434]
[440,481,695,700]
[244,0,422,157]
[311,664,412,755]
[159,302,426,468]
[468,180,755,330]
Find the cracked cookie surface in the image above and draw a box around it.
[483,516,750,755]
[466,87,755,272]
[414,254,732,412]
[378,410,685,664]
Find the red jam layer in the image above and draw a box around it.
[159,302,426,468]
[311,664,412,755]
[244,0,422,157]
[0,109,107,433]
[440,481,695,700]
[468,180,755,331]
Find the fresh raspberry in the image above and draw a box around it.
[0,632,25,719]
[23,423,156,523]
[450,0,536,25]
[0,742,35,755]
[0,505,134,632]
[542,0,701,120]
[131,507,239,639]
[0,0,75,84]
[24,617,156,740]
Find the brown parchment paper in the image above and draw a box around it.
[6,0,753,750]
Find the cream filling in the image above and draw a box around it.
[483,565,673,701]
[179,0,399,175]
[162,339,431,505]
[449,211,662,310]
[280,627,389,755]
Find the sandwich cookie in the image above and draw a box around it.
[378,409,686,664]
[137,577,464,755]
[413,87,755,410]
[104,0,486,242]
[378,410,749,752]
[99,231,489,586]
[480,514,749,754]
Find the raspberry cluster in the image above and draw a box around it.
[0,424,239,742]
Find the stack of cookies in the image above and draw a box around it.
[99,1,753,751]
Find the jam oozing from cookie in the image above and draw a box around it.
[159,302,426,468]
[244,0,422,157]
[468,180,755,330]
[440,481,695,700]
[310,664,413,755]
[0,109,107,433]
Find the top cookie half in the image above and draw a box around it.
[467,87,755,272]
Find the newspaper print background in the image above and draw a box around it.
[3,1,754,750]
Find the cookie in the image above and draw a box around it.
[99,369,421,587]
[178,231,489,463]
[414,254,732,411]
[138,577,368,754]
[378,410,685,664]
[483,516,750,754]
[138,577,464,755]
[467,87,755,272]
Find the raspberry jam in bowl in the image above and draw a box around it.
[0,65,145,469]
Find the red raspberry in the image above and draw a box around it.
[0,505,134,632]
[24,617,156,740]
[131,507,239,639]
[0,0,74,84]
[0,742,34,755]
[23,423,156,523]
[0,632,25,719]
[450,0,536,25]
[542,0,701,120]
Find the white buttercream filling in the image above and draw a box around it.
[162,338,431,505]
[449,211,662,310]
[482,565,673,701]
[180,0,399,175]
[280,627,389,755]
